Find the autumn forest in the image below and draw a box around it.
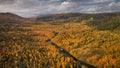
[0,12,120,68]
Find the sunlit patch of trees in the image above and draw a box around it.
[51,22,120,68]
[0,23,90,68]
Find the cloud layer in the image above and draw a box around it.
[0,0,120,17]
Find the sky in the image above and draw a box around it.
[0,0,120,17]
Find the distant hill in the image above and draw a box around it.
[0,12,120,30]
[36,12,120,30]
[0,12,30,23]
[36,12,120,23]
[0,12,22,18]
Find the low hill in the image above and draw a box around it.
[0,12,31,23]
[37,12,120,22]
[37,12,120,30]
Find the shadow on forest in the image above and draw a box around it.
[86,16,120,31]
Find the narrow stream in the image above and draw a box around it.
[46,30,96,68]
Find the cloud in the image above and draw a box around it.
[95,2,120,13]
[0,0,15,4]
[59,1,76,11]
[0,0,120,17]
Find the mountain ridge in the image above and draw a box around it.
[36,12,120,22]
[0,12,31,23]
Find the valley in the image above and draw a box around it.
[0,13,120,68]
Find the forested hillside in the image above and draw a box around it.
[37,12,120,23]
[0,12,120,68]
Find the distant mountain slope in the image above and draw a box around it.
[86,13,120,30]
[0,12,120,30]
[0,12,30,23]
[0,12,22,18]
[37,12,120,23]
[37,12,120,30]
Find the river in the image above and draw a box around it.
[46,29,96,68]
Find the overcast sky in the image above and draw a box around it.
[0,0,120,17]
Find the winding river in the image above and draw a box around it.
[46,30,96,68]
